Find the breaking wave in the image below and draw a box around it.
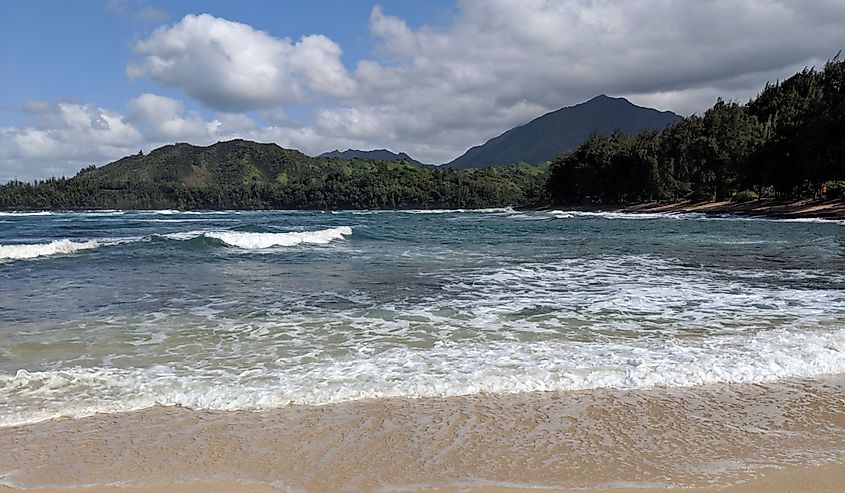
[0,226,353,260]
[0,211,52,217]
[162,226,353,249]
[0,239,101,260]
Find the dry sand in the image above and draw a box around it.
[1,376,843,493]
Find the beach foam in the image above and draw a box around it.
[1,326,842,427]
[0,330,845,426]
[547,210,844,224]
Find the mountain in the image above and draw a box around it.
[87,140,429,187]
[317,148,423,164]
[84,139,320,187]
[445,95,683,169]
[4,139,546,210]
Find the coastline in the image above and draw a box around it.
[2,198,844,220]
[619,198,845,220]
[2,376,842,493]
[545,197,845,220]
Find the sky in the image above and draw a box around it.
[1,0,844,181]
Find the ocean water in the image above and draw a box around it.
[0,209,843,427]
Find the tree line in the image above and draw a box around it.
[548,55,845,204]
[0,160,548,210]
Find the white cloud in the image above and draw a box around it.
[127,93,214,142]
[0,102,142,181]
[127,13,356,111]
[116,2,845,164]
[122,93,363,156]
[0,95,384,181]
[322,0,845,162]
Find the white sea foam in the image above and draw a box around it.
[162,226,353,249]
[547,210,702,220]
[1,327,842,427]
[0,211,51,216]
[331,207,515,214]
[403,207,515,214]
[547,210,844,224]
[78,210,125,215]
[769,217,845,224]
[0,239,101,260]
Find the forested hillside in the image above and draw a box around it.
[547,56,845,204]
[0,140,547,210]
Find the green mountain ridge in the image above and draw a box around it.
[316,148,424,165]
[446,95,683,169]
[1,139,548,210]
[85,139,319,187]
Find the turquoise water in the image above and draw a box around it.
[0,209,843,426]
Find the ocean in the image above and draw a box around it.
[1,209,844,428]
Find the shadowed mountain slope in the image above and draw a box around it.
[446,95,683,169]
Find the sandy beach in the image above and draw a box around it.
[623,198,845,220]
[1,462,843,492]
[544,198,845,220]
[1,376,842,493]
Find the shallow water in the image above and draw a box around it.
[1,378,843,491]
[0,209,843,426]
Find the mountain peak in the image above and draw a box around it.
[445,96,682,168]
[583,94,632,106]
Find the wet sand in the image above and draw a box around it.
[1,461,843,492]
[1,376,843,492]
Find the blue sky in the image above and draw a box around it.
[1,0,844,181]
[1,1,453,124]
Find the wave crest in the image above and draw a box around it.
[0,211,51,217]
[0,239,101,260]
[164,226,353,249]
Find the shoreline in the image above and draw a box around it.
[618,198,845,220]
[2,198,844,220]
[2,377,843,493]
[545,197,845,220]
